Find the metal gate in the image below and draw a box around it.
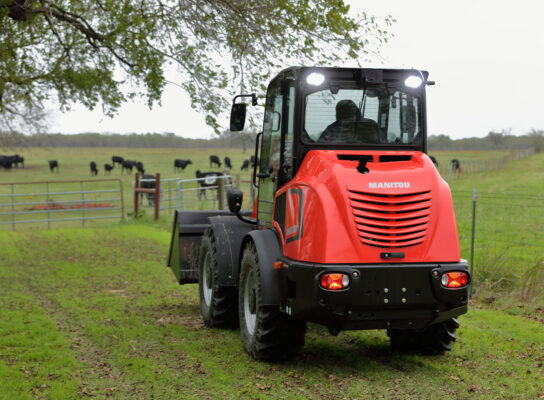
[0,179,124,231]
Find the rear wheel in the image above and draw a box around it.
[387,318,460,354]
[238,242,306,361]
[198,229,237,328]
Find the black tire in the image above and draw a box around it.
[238,242,306,361]
[198,228,237,328]
[387,317,460,354]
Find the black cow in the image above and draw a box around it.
[451,159,461,175]
[209,155,221,168]
[195,170,223,200]
[0,155,14,170]
[430,156,439,167]
[174,159,192,172]
[90,161,98,175]
[241,159,250,171]
[122,160,136,173]
[112,156,124,167]
[224,156,232,169]
[140,174,156,206]
[48,160,58,172]
[136,161,145,175]
[104,163,113,174]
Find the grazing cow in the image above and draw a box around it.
[0,155,13,170]
[122,160,136,173]
[139,174,156,206]
[48,160,58,172]
[241,159,250,171]
[224,156,232,169]
[209,155,221,168]
[195,170,223,200]
[90,161,98,175]
[174,159,192,172]
[451,159,461,176]
[104,163,113,174]
[112,155,124,167]
[429,156,439,167]
[136,161,145,175]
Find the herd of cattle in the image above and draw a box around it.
[1,153,462,175]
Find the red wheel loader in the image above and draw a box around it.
[167,67,470,360]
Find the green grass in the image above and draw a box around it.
[0,226,543,399]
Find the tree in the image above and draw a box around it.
[528,128,544,153]
[0,0,394,134]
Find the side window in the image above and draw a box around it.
[258,80,283,227]
[283,83,295,181]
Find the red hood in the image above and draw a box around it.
[274,150,460,264]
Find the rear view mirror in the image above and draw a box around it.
[230,103,246,131]
[227,189,243,213]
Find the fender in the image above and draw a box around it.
[243,229,285,306]
[208,215,256,287]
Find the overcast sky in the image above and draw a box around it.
[48,0,544,140]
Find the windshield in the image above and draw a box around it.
[304,86,422,145]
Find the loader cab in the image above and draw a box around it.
[231,67,430,227]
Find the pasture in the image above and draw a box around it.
[0,147,543,399]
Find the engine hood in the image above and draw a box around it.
[273,150,460,264]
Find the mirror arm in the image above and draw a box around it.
[252,132,262,188]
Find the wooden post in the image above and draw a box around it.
[217,176,224,210]
[154,173,161,220]
[134,173,140,218]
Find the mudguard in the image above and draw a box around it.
[208,216,256,287]
[243,229,285,306]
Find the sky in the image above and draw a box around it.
[48,0,544,140]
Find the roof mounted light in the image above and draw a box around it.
[404,75,423,89]
[306,72,325,86]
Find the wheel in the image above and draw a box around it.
[238,242,306,361]
[387,318,460,354]
[198,228,237,328]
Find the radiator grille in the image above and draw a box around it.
[348,190,432,248]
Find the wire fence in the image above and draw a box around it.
[437,148,534,180]
[452,190,544,296]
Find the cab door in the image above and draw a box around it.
[257,78,284,227]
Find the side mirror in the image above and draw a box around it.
[230,103,246,131]
[227,189,243,213]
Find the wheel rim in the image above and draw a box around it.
[243,269,257,335]
[202,252,213,306]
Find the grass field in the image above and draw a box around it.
[1,225,542,399]
[1,147,543,399]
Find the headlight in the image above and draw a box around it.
[306,72,325,86]
[404,75,423,89]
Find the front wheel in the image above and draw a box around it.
[198,229,237,328]
[387,318,460,354]
[238,242,306,361]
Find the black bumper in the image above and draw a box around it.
[283,261,470,331]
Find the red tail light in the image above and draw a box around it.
[320,273,350,290]
[441,272,469,288]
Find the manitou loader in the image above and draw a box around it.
[167,67,470,360]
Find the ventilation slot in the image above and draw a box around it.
[349,190,431,248]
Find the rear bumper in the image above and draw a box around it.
[283,261,470,330]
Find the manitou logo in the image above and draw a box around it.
[368,182,411,189]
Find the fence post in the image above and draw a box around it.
[46,182,51,230]
[168,179,172,216]
[235,174,240,190]
[134,173,140,218]
[218,177,224,210]
[154,173,160,221]
[470,187,477,298]
[11,183,15,232]
[80,181,85,228]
